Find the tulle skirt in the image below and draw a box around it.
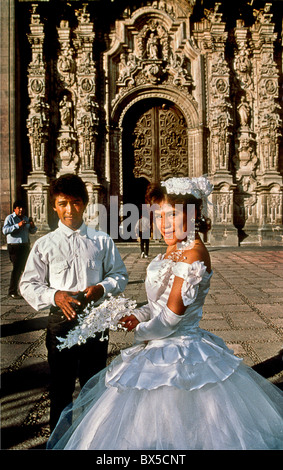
[47,361,283,450]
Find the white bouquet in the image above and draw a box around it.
[57,294,137,351]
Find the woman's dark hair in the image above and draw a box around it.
[50,174,89,206]
[145,182,211,234]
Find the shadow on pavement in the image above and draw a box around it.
[1,361,50,450]
[252,350,283,391]
[1,316,48,337]
[1,422,48,450]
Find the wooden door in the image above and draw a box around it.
[132,103,188,182]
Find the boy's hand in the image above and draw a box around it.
[54,290,80,320]
[84,284,104,304]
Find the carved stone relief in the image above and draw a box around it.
[26,5,49,176]
[252,3,281,178]
[20,0,282,244]
[111,12,194,111]
[24,4,50,231]
[54,3,101,219]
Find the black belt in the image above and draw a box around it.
[8,243,29,246]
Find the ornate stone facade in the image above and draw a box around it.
[1,0,282,245]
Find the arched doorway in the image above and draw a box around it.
[122,98,189,206]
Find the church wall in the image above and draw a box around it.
[1,0,282,246]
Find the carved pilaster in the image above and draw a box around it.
[201,3,237,244]
[74,4,99,180]
[74,5,102,227]
[54,5,102,227]
[250,3,283,242]
[232,19,259,236]
[24,4,50,231]
[251,3,282,183]
[206,3,233,183]
[55,20,78,177]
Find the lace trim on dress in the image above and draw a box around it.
[148,256,174,286]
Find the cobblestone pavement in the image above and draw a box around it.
[1,244,283,450]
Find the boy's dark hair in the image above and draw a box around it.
[50,174,89,206]
[13,200,26,210]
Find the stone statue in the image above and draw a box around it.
[59,95,73,127]
[147,33,159,59]
[237,97,250,128]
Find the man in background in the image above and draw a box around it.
[2,200,37,299]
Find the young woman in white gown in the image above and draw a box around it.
[47,177,283,450]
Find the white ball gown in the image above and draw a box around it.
[47,255,283,450]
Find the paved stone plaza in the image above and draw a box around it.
[1,243,283,450]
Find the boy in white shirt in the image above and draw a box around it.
[20,174,128,430]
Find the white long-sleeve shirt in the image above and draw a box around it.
[20,221,128,311]
[2,212,37,244]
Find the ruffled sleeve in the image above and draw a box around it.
[171,261,207,306]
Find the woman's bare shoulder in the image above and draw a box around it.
[181,241,211,273]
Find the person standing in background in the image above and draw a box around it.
[2,200,37,299]
[135,213,151,258]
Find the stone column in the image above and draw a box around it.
[203,3,238,245]
[73,4,103,226]
[23,3,50,232]
[54,4,103,228]
[55,19,78,178]
[251,3,283,244]
[233,19,259,243]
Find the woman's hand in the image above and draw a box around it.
[119,314,140,332]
